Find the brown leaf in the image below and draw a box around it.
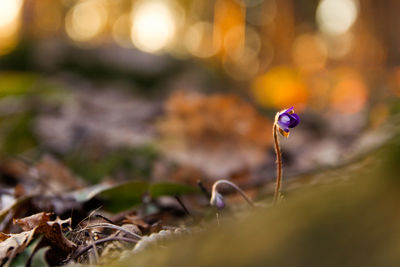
[0,231,34,263]
[123,215,149,230]
[0,233,10,242]
[14,212,52,231]
[0,159,30,182]
[35,155,84,193]
[2,214,77,265]
[34,222,76,255]
[159,91,273,178]
[48,216,72,231]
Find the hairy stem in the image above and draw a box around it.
[273,123,282,205]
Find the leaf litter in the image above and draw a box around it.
[0,155,209,266]
[0,87,392,266]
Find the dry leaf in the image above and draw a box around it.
[0,233,10,242]
[123,215,149,230]
[14,212,52,231]
[0,213,77,265]
[35,155,84,193]
[159,91,273,178]
[0,231,34,263]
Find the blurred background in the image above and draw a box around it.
[0,0,399,189]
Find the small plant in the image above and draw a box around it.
[273,107,300,204]
[210,179,254,209]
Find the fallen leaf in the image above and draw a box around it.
[1,213,77,265]
[0,233,10,242]
[69,181,197,213]
[0,231,34,264]
[123,215,149,230]
[149,182,198,198]
[14,212,52,231]
[159,91,273,178]
[9,236,42,267]
[35,155,84,193]
[34,222,76,265]
[30,247,50,267]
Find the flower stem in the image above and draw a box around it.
[212,180,254,207]
[273,123,282,205]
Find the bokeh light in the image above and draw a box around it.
[316,0,358,36]
[65,0,108,43]
[0,0,23,28]
[330,69,368,114]
[112,14,133,48]
[246,0,276,26]
[292,33,327,72]
[184,22,221,58]
[251,66,308,109]
[214,0,245,58]
[0,0,23,55]
[32,0,62,36]
[223,27,262,80]
[130,0,177,53]
[321,32,353,59]
[223,46,260,81]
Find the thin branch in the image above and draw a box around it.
[88,232,99,264]
[73,223,142,239]
[174,195,192,218]
[197,180,211,199]
[72,236,137,261]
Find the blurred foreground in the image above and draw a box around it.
[116,133,400,267]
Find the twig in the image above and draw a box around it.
[95,214,114,224]
[174,195,192,218]
[72,236,137,261]
[74,223,142,239]
[88,232,99,264]
[197,180,211,199]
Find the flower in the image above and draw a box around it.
[209,180,254,210]
[210,191,225,210]
[275,107,300,137]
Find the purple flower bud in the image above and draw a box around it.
[276,107,300,137]
[210,191,225,210]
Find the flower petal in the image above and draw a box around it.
[279,127,289,137]
[288,113,300,128]
[284,107,294,114]
[278,114,291,128]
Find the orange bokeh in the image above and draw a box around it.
[330,69,368,114]
[213,0,245,58]
[251,66,308,110]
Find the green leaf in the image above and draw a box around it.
[68,184,113,203]
[69,181,149,213]
[98,181,149,213]
[149,182,199,198]
[31,247,50,267]
[69,181,198,213]
[10,236,42,267]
